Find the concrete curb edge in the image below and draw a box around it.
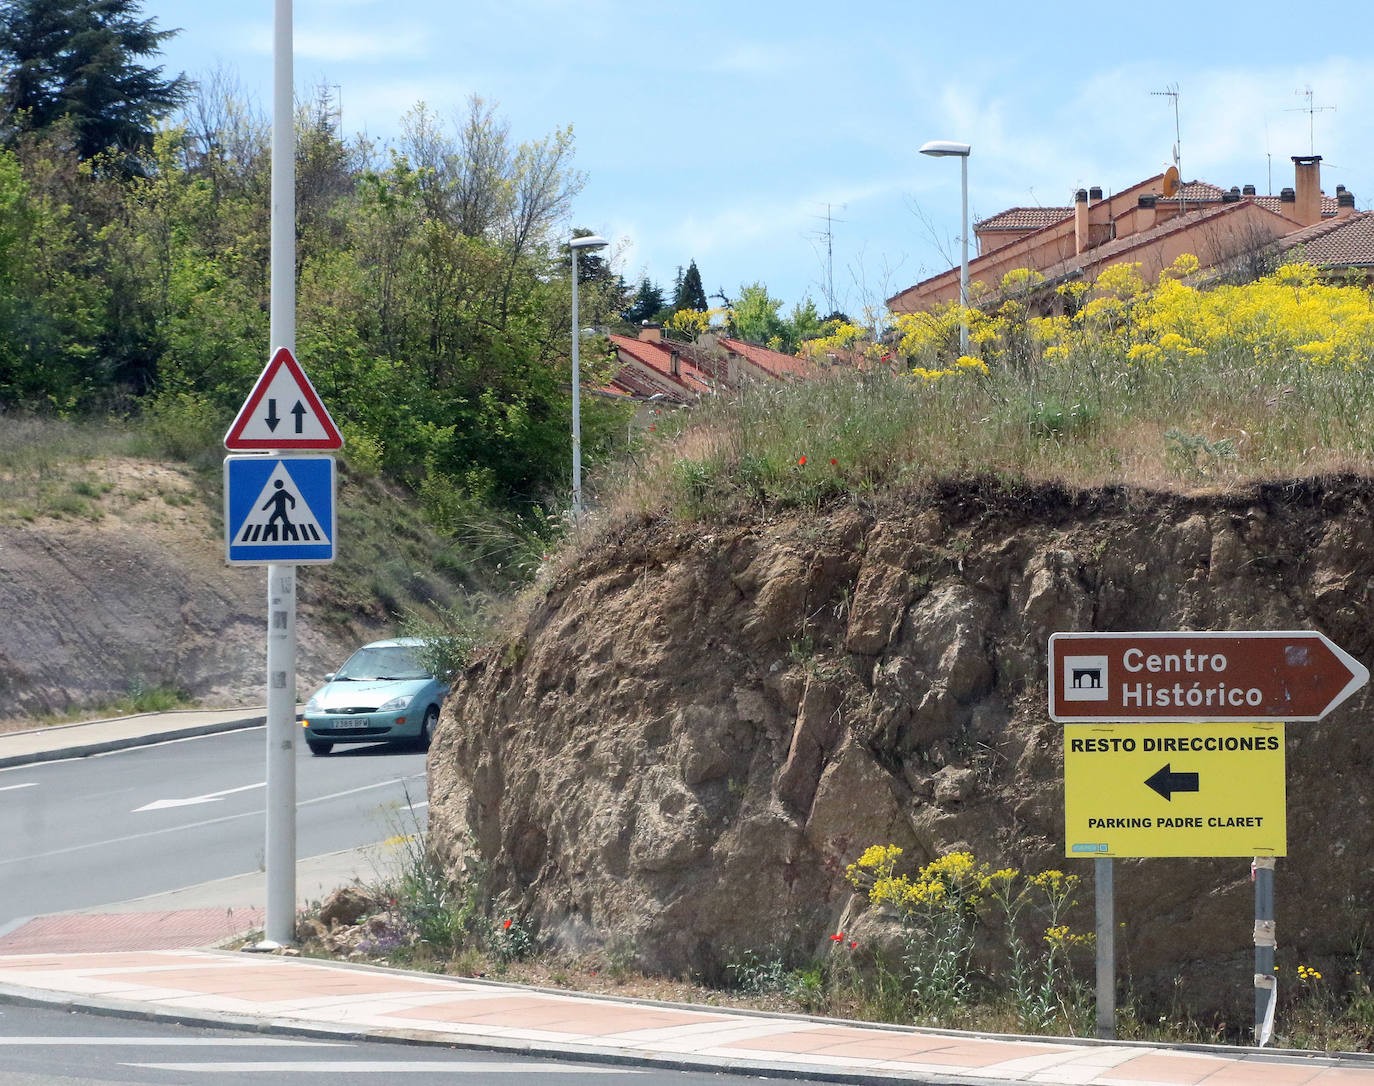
[0,715,266,769]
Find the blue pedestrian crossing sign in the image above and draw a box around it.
[224,455,336,565]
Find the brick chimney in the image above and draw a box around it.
[1292,155,1323,227]
[1074,189,1089,254]
[639,321,662,343]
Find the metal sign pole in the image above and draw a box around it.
[261,0,297,949]
[1095,857,1115,1038]
[1254,856,1277,1045]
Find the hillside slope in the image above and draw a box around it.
[429,475,1374,1016]
[0,457,468,720]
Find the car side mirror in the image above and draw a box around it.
[324,672,336,681]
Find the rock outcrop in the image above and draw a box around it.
[428,476,1374,1015]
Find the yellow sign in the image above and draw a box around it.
[1064,722,1285,858]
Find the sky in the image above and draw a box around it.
[145,0,1374,319]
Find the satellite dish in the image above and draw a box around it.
[1162,165,1180,198]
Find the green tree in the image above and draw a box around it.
[672,258,707,313]
[0,0,190,168]
[730,281,786,348]
[623,277,666,325]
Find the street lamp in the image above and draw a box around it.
[569,233,608,520]
[919,139,971,357]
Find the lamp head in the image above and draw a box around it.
[570,234,609,250]
[919,140,971,158]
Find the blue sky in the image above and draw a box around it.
[147,0,1374,318]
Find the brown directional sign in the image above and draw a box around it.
[1049,631,1368,722]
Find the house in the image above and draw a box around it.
[603,324,817,406]
[888,155,1365,317]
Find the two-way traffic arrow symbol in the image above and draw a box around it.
[1145,763,1200,801]
[263,399,307,434]
[265,398,280,431]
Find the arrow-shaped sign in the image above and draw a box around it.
[1145,763,1200,801]
[291,400,306,433]
[133,781,264,813]
[1049,630,1369,722]
[265,398,280,431]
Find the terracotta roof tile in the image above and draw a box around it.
[975,207,1071,232]
[718,337,816,379]
[1276,211,1374,266]
[1253,194,1339,217]
[609,334,714,399]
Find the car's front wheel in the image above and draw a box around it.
[417,705,438,751]
[306,738,333,756]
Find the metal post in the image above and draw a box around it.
[570,245,582,520]
[1095,857,1115,1039]
[1254,857,1277,1045]
[958,152,969,358]
[261,0,297,949]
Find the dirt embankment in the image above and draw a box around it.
[429,475,1374,1016]
[0,458,458,721]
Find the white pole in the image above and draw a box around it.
[959,153,969,358]
[262,0,297,949]
[570,245,583,520]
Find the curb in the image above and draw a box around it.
[0,981,984,1086]
[0,714,266,769]
[3,950,1367,1084]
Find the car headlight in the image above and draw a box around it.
[304,696,322,714]
[377,694,412,713]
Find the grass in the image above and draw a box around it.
[0,683,194,733]
[592,349,1374,525]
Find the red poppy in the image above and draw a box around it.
[830,458,837,465]
[830,932,844,941]
[849,941,857,950]
[503,918,512,930]
[798,456,807,466]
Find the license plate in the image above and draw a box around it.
[332,718,371,730]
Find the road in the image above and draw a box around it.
[0,1003,835,1085]
[0,726,425,922]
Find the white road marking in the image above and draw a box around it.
[0,1038,342,1046]
[134,781,265,812]
[127,1061,639,1074]
[0,783,37,793]
[0,775,424,868]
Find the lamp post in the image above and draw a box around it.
[919,139,971,357]
[569,234,608,520]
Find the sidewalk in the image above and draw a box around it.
[0,706,267,769]
[2,940,1372,1085]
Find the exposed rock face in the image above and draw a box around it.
[428,477,1374,1014]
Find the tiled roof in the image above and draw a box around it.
[1253,195,1339,217]
[1276,211,1374,266]
[609,335,715,399]
[717,337,816,380]
[975,207,1071,232]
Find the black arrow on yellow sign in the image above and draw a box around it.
[1145,763,1200,801]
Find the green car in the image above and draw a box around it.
[301,637,447,756]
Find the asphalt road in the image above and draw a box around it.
[0,726,426,923]
[0,1003,831,1085]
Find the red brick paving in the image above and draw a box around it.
[0,909,265,954]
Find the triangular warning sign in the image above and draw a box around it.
[224,347,344,450]
[232,462,329,546]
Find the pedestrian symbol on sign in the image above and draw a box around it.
[224,455,335,565]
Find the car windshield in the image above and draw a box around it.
[334,645,430,681]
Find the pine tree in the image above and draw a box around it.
[623,278,666,325]
[0,0,190,166]
[672,259,707,312]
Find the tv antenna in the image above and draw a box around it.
[809,203,847,314]
[1152,84,1183,210]
[1287,85,1335,155]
